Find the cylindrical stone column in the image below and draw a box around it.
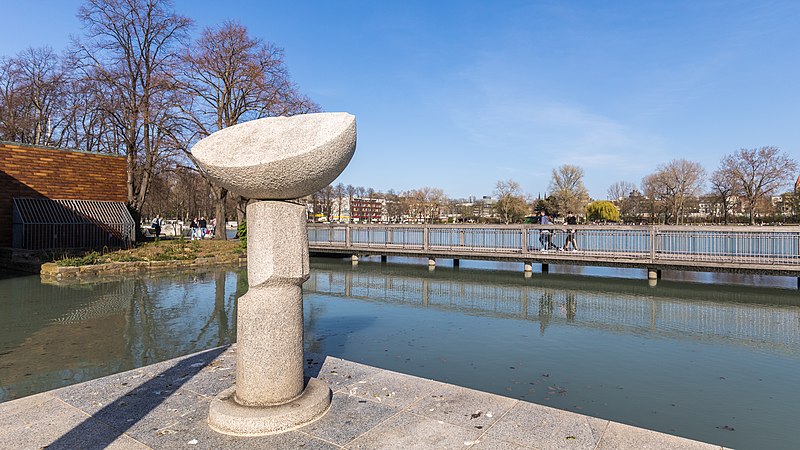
[235,201,309,406]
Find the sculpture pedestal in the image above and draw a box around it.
[207,201,331,435]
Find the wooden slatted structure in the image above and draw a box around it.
[11,198,135,250]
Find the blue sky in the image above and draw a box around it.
[2,1,799,199]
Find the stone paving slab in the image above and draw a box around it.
[0,345,728,450]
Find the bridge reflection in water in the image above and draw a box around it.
[305,259,800,356]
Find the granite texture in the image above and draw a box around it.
[207,201,332,435]
[191,112,356,200]
[207,379,332,436]
[0,346,728,450]
[235,201,309,405]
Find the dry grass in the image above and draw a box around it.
[55,238,243,266]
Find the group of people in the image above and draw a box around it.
[537,210,579,252]
[189,217,211,240]
[149,215,217,240]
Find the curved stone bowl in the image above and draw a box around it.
[191,112,356,200]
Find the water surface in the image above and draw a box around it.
[1,259,799,449]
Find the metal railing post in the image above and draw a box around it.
[521,226,527,253]
[423,224,429,251]
[346,224,351,247]
[650,226,656,263]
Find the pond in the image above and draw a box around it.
[1,258,798,449]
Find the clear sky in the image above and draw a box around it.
[2,1,799,200]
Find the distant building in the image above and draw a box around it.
[350,197,385,222]
[0,141,134,250]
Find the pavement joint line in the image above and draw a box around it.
[594,419,612,450]
[51,394,154,449]
[465,398,520,449]
[336,394,415,447]
[348,406,406,447]
[297,429,346,449]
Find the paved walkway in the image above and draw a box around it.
[0,346,727,449]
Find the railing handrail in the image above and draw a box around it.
[308,223,800,233]
[306,222,800,274]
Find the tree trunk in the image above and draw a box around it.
[235,195,248,226]
[213,184,228,240]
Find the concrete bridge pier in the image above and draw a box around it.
[351,255,359,265]
[524,262,533,273]
[647,269,661,280]
[428,257,436,267]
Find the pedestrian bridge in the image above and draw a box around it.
[307,223,800,281]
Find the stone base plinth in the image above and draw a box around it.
[207,378,332,436]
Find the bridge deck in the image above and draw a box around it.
[308,224,800,277]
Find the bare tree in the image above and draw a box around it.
[423,187,447,223]
[607,181,636,202]
[548,164,589,217]
[494,179,528,224]
[606,181,638,222]
[318,185,334,221]
[641,173,667,224]
[345,184,357,222]
[0,47,69,145]
[333,183,346,222]
[709,169,736,224]
[383,190,404,222]
[73,0,193,221]
[178,20,320,238]
[643,159,705,224]
[718,146,798,225]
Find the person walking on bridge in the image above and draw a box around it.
[562,211,579,252]
[539,210,554,252]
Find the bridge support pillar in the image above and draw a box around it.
[453,259,459,268]
[647,269,661,280]
[524,262,533,273]
[428,257,436,267]
[351,255,359,265]
[380,255,387,264]
[541,263,549,273]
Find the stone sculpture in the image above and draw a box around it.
[192,112,356,435]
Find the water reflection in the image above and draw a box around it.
[303,259,800,450]
[0,269,240,402]
[306,260,800,355]
[2,260,800,449]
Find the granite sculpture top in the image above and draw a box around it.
[191,112,356,200]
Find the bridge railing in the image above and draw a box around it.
[308,223,800,266]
